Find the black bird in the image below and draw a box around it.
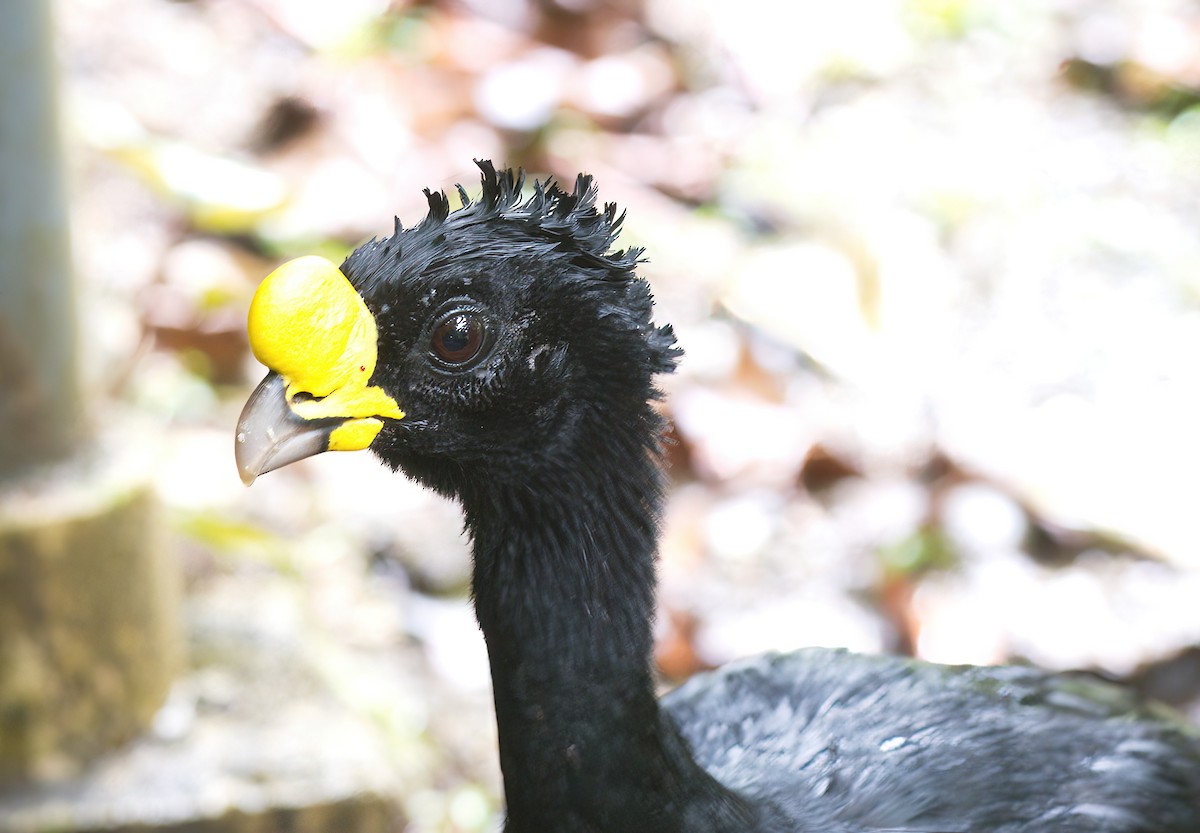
[235,161,1200,832]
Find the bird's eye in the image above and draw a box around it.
[430,311,489,369]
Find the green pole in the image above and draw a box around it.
[0,0,84,476]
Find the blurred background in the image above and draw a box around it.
[2,0,1200,830]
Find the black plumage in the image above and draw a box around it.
[249,161,1200,832]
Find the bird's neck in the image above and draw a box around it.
[462,430,754,833]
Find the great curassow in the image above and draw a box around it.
[235,161,1200,832]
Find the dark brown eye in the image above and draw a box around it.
[430,312,487,368]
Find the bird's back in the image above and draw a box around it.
[662,648,1200,832]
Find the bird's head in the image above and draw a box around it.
[235,161,679,498]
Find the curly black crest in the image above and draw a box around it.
[347,160,642,289]
[343,159,679,375]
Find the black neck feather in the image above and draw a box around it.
[461,419,756,832]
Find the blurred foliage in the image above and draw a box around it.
[878,526,958,580]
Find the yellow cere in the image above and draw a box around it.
[247,255,405,426]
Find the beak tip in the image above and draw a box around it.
[235,429,258,486]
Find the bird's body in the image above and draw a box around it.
[667,650,1200,832]
[236,161,1200,833]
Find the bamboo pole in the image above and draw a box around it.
[0,0,84,477]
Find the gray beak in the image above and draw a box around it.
[234,372,337,485]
